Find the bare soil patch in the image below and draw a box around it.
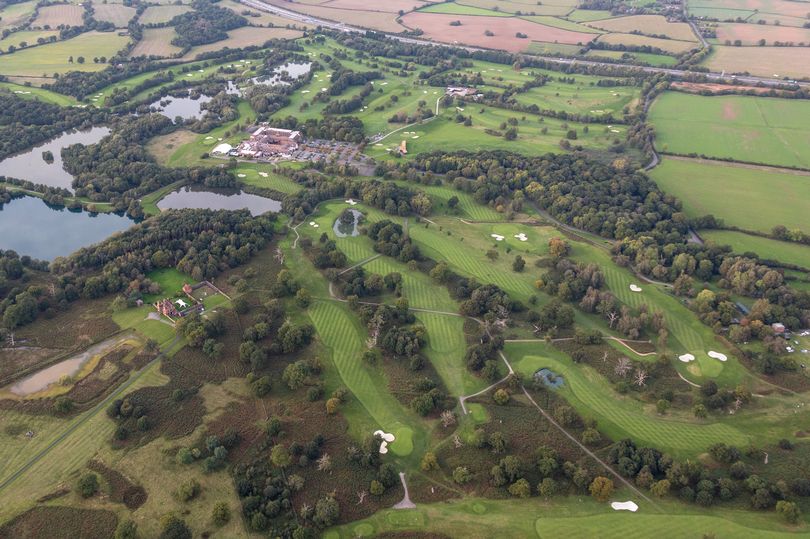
[0,506,117,539]
[91,3,136,27]
[129,27,181,58]
[715,23,810,46]
[704,45,810,79]
[670,81,781,95]
[264,0,407,32]
[401,12,596,52]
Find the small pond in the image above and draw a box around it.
[7,334,133,396]
[534,368,564,388]
[0,126,110,191]
[0,196,134,260]
[333,209,363,237]
[157,185,281,216]
[149,93,213,120]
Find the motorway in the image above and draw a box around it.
[239,0,810,89]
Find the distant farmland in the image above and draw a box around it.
[649,92,810,169]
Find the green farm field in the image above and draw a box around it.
[0,30,58,53]
[701,230,810,269]
[0,32,130,78]
[584,49,678,66]
[650,92,810,169]
[649,158,810,234]
[0,1,37,30]
[418,2,511,16]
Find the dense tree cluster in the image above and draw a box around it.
[0,93,103,160]
[367,220,421,262]
[170,0,247,48]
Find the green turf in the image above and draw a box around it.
[0,30,59,53]
[584,49,678,66]
[144,268,193,301]
[0,82,77,106]
[521,15,603,33]
[233,164,303,195]
[649,92,810,169]
[326,496,802,538]
[649,158,810,235]
[417,2,512,16]
[700,230,810,269]
[139,180,185,216]
[509,341,753,456]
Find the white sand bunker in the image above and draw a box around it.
[259,171,268,177]
[186,73,194,77]
[345,199,358,205]
[611,501,638,512]
[374,143,383,146]
[491,233,504,241]
[411,135,419,139]
[514,233,528,242]
[309,221,319,228]
[678,353,695,363]
[611,129,621,133]
[374,430,396,454]
[629,284,642,292]
[197,69,204,73]
[237,173,246,178]
[205,136,214,140]
[708,351,727,362]
[301,90,310,94]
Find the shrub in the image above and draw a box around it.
[493,388,510,405]
[453,466,472,484]
[175,479,201,502]
[78,473,99,498]
[211,502,231,526]
[589,476,613,502]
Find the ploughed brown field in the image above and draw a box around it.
[401,12,596,52]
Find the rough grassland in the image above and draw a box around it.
[649,92,810,169]
[459,0,577,16]
[418,2,511,16]
[700,230,810,269]
[91,3,136,27]
[649,158,810,234]
[129,27,181,58]
[584,49,678,66]
[0,31,130,77]
[702,45,810,80]
[31,4,84,27]
[137,4,192,24]
[587,14,697,41]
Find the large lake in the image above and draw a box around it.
[0,127,110,191]
[0,196,133,260]
[157,186,281,215]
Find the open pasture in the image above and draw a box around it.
[128,27,181,58]
[597,32,698,54]
[31,4,84,27]
[714,23,810,46]
[649,92,810,169]
[520,15,601,33]
[700,230,810,269]
[91,3,136,27]
[650,158,810,235]
[584,49,678,66]
[0,31,129,77]
[690,0,810,19]
[418,2,511,16]
[587,14,698,41]
[137,4,192,24]
[0,0,37,30]
[457,0,578,16]
[400,12,596,52]
[0,29,58,53]
[702,45,810,80]
[182,26,303,58]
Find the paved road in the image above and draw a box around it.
[239,0,810,89]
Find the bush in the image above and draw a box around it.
[159,515,191,539]
[370,479,385,495]
[508,478,532,498]
[78,472,99,498]
[493,388,510,405]
[453,466,472,484]
[211,502,231,526]
[175,479,201,502]
[776,500,801,523]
